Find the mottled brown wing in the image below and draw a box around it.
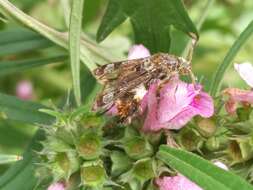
[93,57,151,82]
[92,57,157,112]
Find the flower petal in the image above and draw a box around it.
[224,98,237,115]
[142,83,164,132]
[16,80,34,100]
[190,91,214,118]
[156,175,202,190]
[234,63,253,88]
[128,44,151,60]
[223,88,253,104]
[47,182,65,190]
[164,107,198,130]
[158,76,194,124]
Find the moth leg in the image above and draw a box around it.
[186,37,198,84]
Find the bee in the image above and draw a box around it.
[92,53,193,123]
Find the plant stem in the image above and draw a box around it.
[183,0,215,58]
[0,0,113,71]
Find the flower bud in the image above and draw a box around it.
[177,127,203,151]
[51,151,79,180]
[111,151,132,177]
[196,118,216,137]
[81,113,105,129]
[55,128,75,145]
[205,137,220,151]
[76,131,102,160]
[44,137,71,153]
[81,160,106,187]
[132,158,155,181]
[236,106,252,122]
[124,136,153,160]
[228,137,253,163]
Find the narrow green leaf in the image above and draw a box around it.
[157,145,253,190]
[97,0,198,53]
[0,55,67,76]
[69,0,85,106]
[0,0,104,71]
[0,131,44,190]
[0,28,52,56]
[209,20,253,96]
[0,93,54,125]
[0,154,22,165]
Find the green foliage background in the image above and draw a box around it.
[0,0,253,189]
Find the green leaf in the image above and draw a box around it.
[0,0,102,71]
[0,131,44,190]
[0,154,22,164]
[157,145,253,190]
[69,0,85,106]
[0,55,67,76]
[0,28,52,56]
[0,93,54,125]
[209,20,253,96]
[97,0,198,53]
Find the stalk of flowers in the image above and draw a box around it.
[39,44,216,190]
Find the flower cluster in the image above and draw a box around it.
[44,45,253,190]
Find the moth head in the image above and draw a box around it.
[178,57,191,75]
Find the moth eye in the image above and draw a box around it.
[94,68,104,75]
[104,64,115,73]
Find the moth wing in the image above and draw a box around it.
[93,57,150,82]
[92,70,154,112]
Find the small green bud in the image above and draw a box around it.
[132,158,155,181]
[76,132,102,160]
[44,137,71,153]
[228,137,253,163]
[81,113,105,129]
[205,137,220,151]
[197,118,216,137]
[177,127,203,151]
[237,106,252,122]
[111,151,132,177]
[55,128,75,145]
[124,137,153,160]
[81,160,107,187]
[51,151,79,180]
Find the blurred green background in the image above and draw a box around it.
[0,0,253,174]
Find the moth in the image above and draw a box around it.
[92,53,193,123]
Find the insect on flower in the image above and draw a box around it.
[92,52,196,123]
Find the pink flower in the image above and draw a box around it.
[15,80,34,100]
[156,175,202,190]
[47,182,65,190]
[128,44,151,60]
[156,161,228,190]
[222,62,253,115]
[222,88,253,115]
[141,76,214,131]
